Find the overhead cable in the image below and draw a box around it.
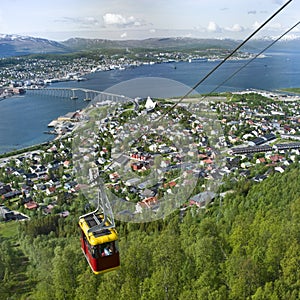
[205,20,300,96]
[160,0,293,116]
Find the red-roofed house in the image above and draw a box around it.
[136,196,158,212]
[269,154,284,163]
[24,201,38,210]
[164,181,177,189]
[46,186,56,195]
[63,160,71,168]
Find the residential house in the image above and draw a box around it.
[136,196,158,213]
[46,186,56,196]
[189,191,216,208]
[24,201,38,210]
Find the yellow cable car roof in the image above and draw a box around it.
[79,215,118,246]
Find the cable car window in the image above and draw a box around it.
[100,242,113,256]
[86,241,99,258]
[114,241,119,253]
[87,241,92,256]
[92,245,99,258]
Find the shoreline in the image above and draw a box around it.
[0,50,259,93]
[0,141,51,160]
[0,133,66,160]
[1,88,299,160]
[0,49,299,158]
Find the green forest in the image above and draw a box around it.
[1,163,300,299]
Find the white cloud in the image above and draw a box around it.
[103,13,145,28]
[57,16,100,28]
[207,21,221,32]
[0,15,4,31]
[206,21,245,34]
[266,22,283,30]
[225,24,244,32]
[149,29,156,33]
[252,21,261,30]
[252,20,284,32]
[103,13,126,26]
[291,27,300,33]
[120,32,127,38]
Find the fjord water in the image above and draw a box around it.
[0,49,299,154]
[0,95,87,154]
[53,49,300,97]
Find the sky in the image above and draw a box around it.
[0,0,299,41]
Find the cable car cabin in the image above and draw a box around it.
[79,213,120,274]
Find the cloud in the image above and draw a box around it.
[252,20,284,32]
[291,27,300,33]
[248,10,257,14]
[272,0,285,4]
[103,13,145,28]
[120,32,127,38]
[207,21,221,32]
[57,16,100,28]
[225,24,244,32]
[266,22,283,30]
[206,21,244,34]
[149,29,156,33]
[252,21,261,30]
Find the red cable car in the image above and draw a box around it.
[79,184,120,274]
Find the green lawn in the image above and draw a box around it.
[281,88,300,94]
[0,221,19,239]
[0,221,34,299]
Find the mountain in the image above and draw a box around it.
[1,33,298,58]
[0,34,70,58]
[61,37,239,51]
[244,36,300,52]
[0,35,240,58]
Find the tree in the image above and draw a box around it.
[75,269,99,300]
[281,241,300,292]
[142,228,184,299]
[52,244,82,300]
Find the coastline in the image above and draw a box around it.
[0,141,50,160]
[0,132,67,160]
[1,88,299,160]
[0,50,299,156]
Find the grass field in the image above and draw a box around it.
[281,88,300,94]
[0,221,34,299]
[0,221,19,239]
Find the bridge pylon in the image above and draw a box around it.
[71,89,78,100]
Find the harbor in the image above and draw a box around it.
[0,49,299,154]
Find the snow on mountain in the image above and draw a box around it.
[254,34,300,42]
[0,34,70,57]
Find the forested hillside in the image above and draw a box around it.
[1,163,300,299]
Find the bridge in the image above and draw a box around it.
[26,87,133,104]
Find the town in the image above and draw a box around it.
[1,88,300,222]
[0,48,256,98]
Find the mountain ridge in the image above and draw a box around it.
[0,34,70,57]
[0,33,299,58]
[60,36,240,51]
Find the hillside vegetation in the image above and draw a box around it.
[1,163,300,299]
